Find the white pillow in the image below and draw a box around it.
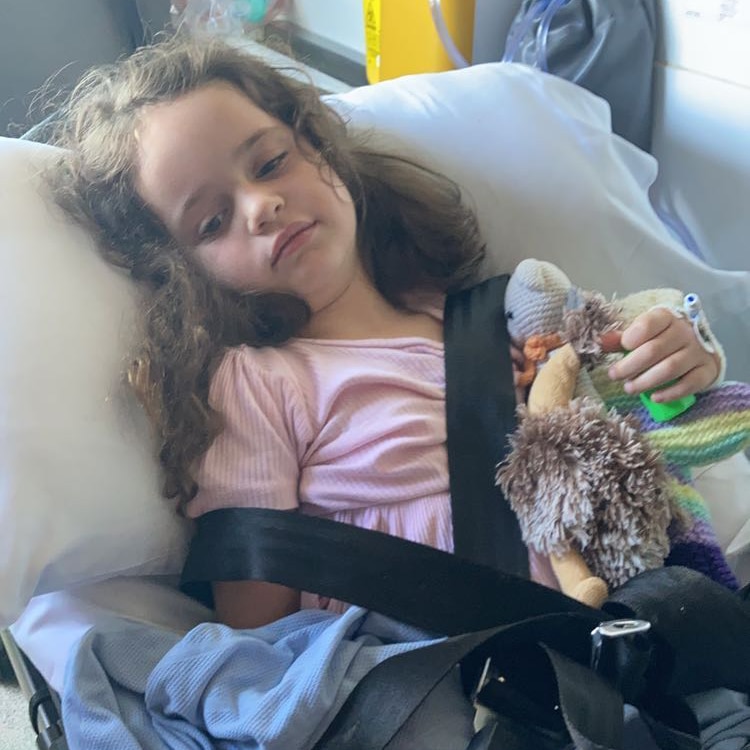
[329,63,750,381]
[0,138,191,627]
[2,62,748,628]
[695,453,750,584]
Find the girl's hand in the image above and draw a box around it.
[607,307,720,402]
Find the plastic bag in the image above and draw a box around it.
[502,0,713,259]
[503,0,657,153]
[170,0,288,36]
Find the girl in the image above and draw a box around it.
[49,37,723,629]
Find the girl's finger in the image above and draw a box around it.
[622,347,694,395]
[647,364,712,403]
[619,308,675,351]
[610,334,683,382]
[599,330,623,353]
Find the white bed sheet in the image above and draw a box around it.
[695,452,750,585]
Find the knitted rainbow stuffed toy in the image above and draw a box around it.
[497,259,750,604]
[591,367,749,590]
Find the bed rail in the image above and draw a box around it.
[0,629,68,750]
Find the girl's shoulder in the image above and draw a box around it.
[214,344,290,382]
[217,340,377,383]
[211,341,394,414]
[218,343,300,376]
[210,344,312,414]
[214,335,446,417]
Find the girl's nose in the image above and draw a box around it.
[240,185,283,234]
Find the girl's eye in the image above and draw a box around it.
[256,151,288,179]
[198,210,227,240]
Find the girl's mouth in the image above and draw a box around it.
[272,221,317,267]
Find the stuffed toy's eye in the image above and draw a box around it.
[506,310,515,320]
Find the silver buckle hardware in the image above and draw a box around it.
[590,619,652,701]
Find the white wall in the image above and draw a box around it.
[651,0,750,272]
[289,0,365,58]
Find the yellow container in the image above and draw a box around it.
[363,0,476,84]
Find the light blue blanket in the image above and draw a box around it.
[62,604,750,750]
[62,607,440,750]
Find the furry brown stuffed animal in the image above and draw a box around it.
[498,259,749,605]
[497,271,679,608]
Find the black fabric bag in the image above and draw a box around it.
[504,0,658,153]
[182,275,750,749]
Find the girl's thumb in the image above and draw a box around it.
[599,330,623,353]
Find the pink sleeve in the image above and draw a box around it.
[186,347,306,519]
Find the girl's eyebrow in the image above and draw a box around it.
[231,125,280,159]
[178,126,283,221]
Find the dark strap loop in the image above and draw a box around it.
[606,566,750,697]
[28,685,52,735]
[312,614,605,750]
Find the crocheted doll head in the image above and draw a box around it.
[504,259,573,344]
[505,259,620,387]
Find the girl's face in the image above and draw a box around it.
[135,82,360,316]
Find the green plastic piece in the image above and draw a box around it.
[622,349,697,422]
[639,388,696,423]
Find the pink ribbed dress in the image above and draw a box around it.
[187,336,455,610]
[187,336,554,611]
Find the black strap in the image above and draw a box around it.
[444,275,529,577]
[313,617,625,750]
[181,507,596,637]
[605,566,750,697]
[180,508,750,749]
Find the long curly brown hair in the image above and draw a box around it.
[48,36,486,506]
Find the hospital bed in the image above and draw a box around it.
[1,52,749,749]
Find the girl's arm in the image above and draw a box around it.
[190,348,312,629]
[213,580,301,629]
